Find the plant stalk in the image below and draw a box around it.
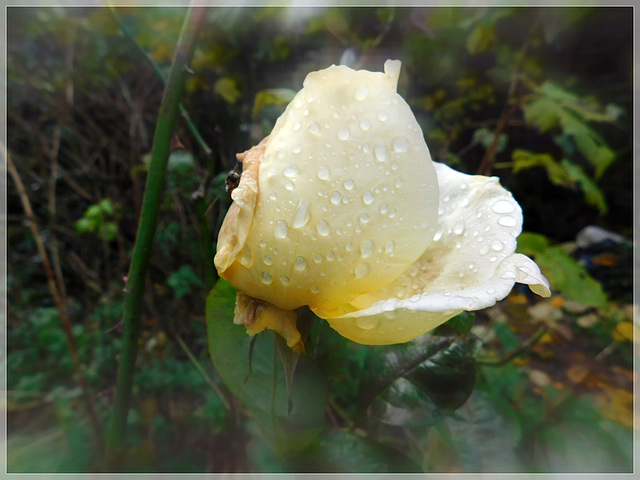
[7,152,105,460]
[104,6,208,470]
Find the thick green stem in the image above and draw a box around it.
[105,6,208,470]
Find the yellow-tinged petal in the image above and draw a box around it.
[322,162,551,345]
[234,292,303,352]
[215,60,439,315]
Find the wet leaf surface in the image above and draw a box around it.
[358,334,476,428]
[206,280,327,458]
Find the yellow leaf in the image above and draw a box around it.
[613,321,637,343]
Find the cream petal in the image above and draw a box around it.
[216,61,439,314]
[321,162,550,345]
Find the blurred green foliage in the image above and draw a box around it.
[7,5,632,474]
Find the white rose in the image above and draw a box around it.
[214,60,550,349]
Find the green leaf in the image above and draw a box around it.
[560,159,608,213]
[98,198,115,216]
[523,84,617,178]
[523,97,562,132]
[438,390,523,472]
[434,311,475,336]
[472,127,507,152]
[512,149,574,187]
[466,23,496,55]
[206,280,327,458]
[295,429,422,473]
[85,204,102,220]
[104,222,118,242]
[540,81,620,123]
[252,88,296,119]
[516,232,550,256]
[167,265,203,298]
[167,149,196,173]
[213,77,241,105]
[359,335,476,427]
[517,238,608,309]
[557,110,615,179]
[74,217,93,235]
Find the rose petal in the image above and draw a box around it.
[321,162,551,345]
[233,292,303,352]
[216,61,439,315]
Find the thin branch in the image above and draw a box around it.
[7,149,104,460]
[476,13,543,176]
[174,333,230,411]
[477,325,548,366]
[104,6,209,470]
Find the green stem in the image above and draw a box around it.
[109,5,212,157]
[104,6,208,470]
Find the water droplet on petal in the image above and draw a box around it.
[377,110,388,121]
[354,85,369,101]
[311,286,320,294]
[498,215,517,227]
[355,262,371,278]
[359,213,370,224]
[316,220,330,236]
[356,316,378,330]
[276,148,285,159]
[317,165,330,180]
[283,165,298,177]
[453,222,465,235]
[388,208,397,218]
[343,179,354,190]
[293,121,301,131]
[360,239,375,258]
[433,228,445,242]
[275,220,288,239]
[261,271,272,285]
[487,288,496,294]
[292,198,310,228]
[326,251,335,261]
[362,191,374,205]
[338,126,350,140]
[284,181,294,191]
[392,135,409,153]
[385,240,395,254]
[292,144,302,154]
[379,203,388,215]
[280,275,291,286]
[239,248,253,267]
[492,199,516,214]
[268,192,277,201]
[394,178,403,188]
[314,254,322,264]
[294,256,307,271]
[259,239,267,248]
[374,143,387,162]
[309,122,320,134]
[479,245,490,255]
[330,191,341,205]
[359,119,371,131]
[491,240,504,251]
